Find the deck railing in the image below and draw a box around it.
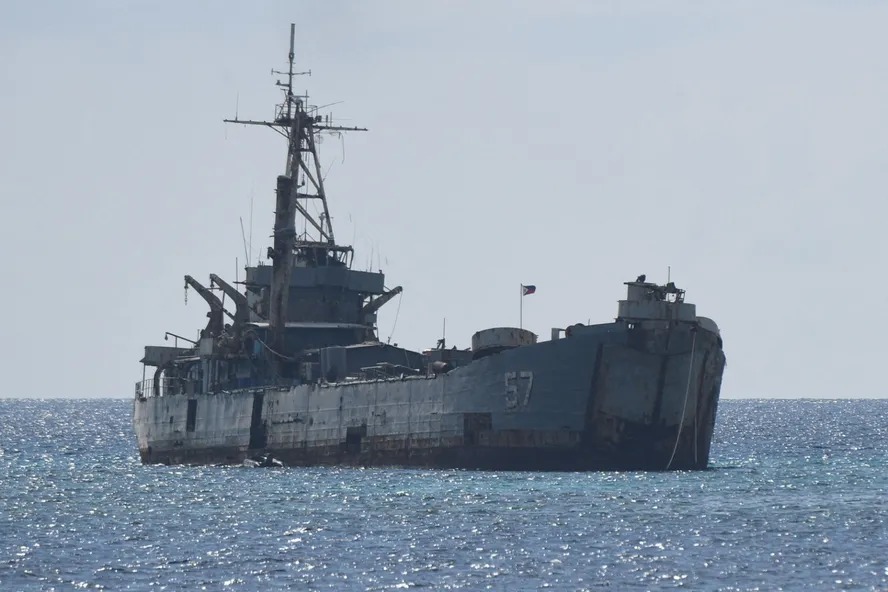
[134,377,202,399]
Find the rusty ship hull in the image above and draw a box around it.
[134,321,724,471]
[133,24,726,472]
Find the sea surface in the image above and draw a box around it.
[0,399,886,591]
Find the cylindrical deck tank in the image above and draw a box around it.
[471,327,536,359]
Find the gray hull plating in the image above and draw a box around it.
[134,322,725,471]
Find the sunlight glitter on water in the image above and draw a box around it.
[0,399,886,590]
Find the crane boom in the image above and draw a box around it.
[209,273,252,325]
[184,275,232,337]
[362,286,403,319]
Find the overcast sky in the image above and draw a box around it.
[2,1,887,398]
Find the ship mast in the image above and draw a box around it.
[224,23,366,359]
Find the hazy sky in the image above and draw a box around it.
[2,1,887,398]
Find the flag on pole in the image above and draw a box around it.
[521,284,536,296]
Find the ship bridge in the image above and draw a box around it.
[244,262,385,323]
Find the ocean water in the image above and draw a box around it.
[0,399,886,591]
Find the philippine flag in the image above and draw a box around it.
[522,284,536,296]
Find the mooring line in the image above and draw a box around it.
[666,329,697,470]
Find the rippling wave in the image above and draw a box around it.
[1,398,886,590]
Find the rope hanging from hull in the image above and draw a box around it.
[666,329,698,470]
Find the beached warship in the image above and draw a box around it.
[133,25,726,471]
